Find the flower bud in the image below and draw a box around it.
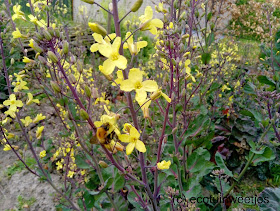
[131,0,143,12]
[42,29,52,41]
[47,51,58,63]
[10,58,15,65]
[81,0,94,4]
[35,32,43,40]
[47,27,55,37]
[140,20,152,31]
[88,23,107,36]
[80,109,89,120]
[150,89,161,101]
[99,160,108,168]
[77,60,83,73]
[68,74,77,84]
[182,34,189,39]
[84,85,91,98]
[88,88,97,99]
[32,42,43,53]
[50,81,61,93]
[62,41,69,54]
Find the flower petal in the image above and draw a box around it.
[114,55,127,69]
[130,127,140,139]
[142,80,158,92]
[102,59,116,75]
[135,89,147,102]
[128,68,143,82]
[120,80,135,92]
[150,19,163,28]
[126,142,136,155]
[135,140,146,153]
[119,134,131,143]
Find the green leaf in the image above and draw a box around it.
[215,152,233,177]
[84,190,95,209]
[243,82,256,94]
[114,173,125,192]
[201,52,212,64]
[258,187,280,210]
[257,75,276,87]
[127,191,143,209]
[251,147,275,166]
[186,148,214,178]
[75,154,91,169]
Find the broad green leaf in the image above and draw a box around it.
[215,152,233,177]
[114,173,125,192]
[75,154,91,169]
[257,75,276,87]
[201,52,211,64]
[251,147,275,166]
[258,187,280,210]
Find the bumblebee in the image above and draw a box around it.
[96,124,124,153]
[96,123,116,145]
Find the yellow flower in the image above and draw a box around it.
[21,116,33,127]
[33,113,46,124]
[40,150,46,158]
[12,80,29,92]
[123,32,147,55]
[26,93,40,105]
[94,114,120,136]
[98,37,127,75]
[28,15,46,28]
[12,5,26,21]
[67,171,75,178]
[36,126,44,139]
[4,109,17,118]
[90,33,116,53]
[221,85,230,92]
[155,2,167,13]
[56,159,64,170]
[12,28,23,39]
[23,56,32,63]
[3,144,12,151]
[139,6,163,35]
[157,160,171,170]
[3,94,23,111]
[120,68,158,103]
[118,126,146,155]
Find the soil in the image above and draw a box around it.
[0,146,60,211]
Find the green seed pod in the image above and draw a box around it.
[62,41,69,54]
[42,29,52,41]
[81,0,94,4]
[68,74,77,84]
[10,47,15,54]
[80,109,89,120]
[50,81,61,93]
[131,0,143,12]
[47,51,58,63]
[85,85,91,98]
[88,22,107,36]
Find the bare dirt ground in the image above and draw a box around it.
[0,145,60,211]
